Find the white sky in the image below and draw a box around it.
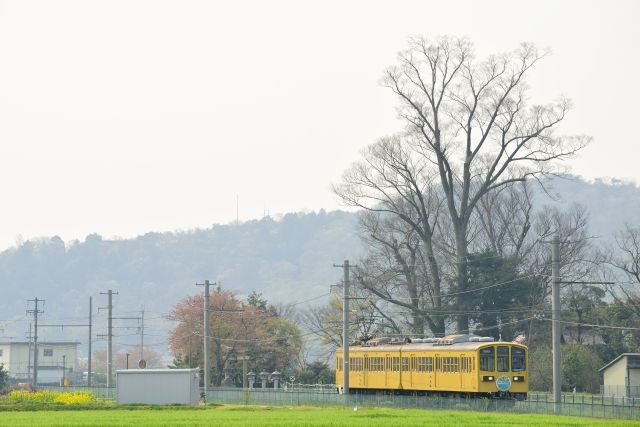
[0,0,638,251]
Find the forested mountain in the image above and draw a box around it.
[0,176,637,342]
[540,176,640,240]
[0,210,361,341]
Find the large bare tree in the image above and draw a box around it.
[334,136,447,335]
[337,36,589,332]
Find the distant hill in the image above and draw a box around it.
[541,176,640,240]
[0,210,361,344]
[0,176,637,346]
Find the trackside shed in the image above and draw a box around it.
[116,369,200,405]
[599,353,640,397]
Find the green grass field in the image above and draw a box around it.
[1,405,638,426]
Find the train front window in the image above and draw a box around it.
[497,346,509,372]
[512,347,526,371]
[480,347,494,371]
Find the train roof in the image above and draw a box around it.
[336,334,528,353]
[340,341,526,353]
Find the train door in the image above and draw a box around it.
[401,353,410,390]
[434,354,440,389]
[385,354,391,389]
[363,354,369,388]
[461,354,472,391]
[408,354,415,389]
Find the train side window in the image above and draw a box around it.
[512,347,526,372]
[402,357,409,372]
[426,357,433,372]
[480,347,494,371]
[392,357,400,371]
[497,346,509,372]
[443,357,451,373]
[337,357,342,372]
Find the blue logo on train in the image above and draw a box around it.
[496,376,511,391]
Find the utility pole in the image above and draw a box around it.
[140,307,144,362]
[88,296,92,388]
[62,354,66,386]
[39,298,93,386]
[546,236,613,414]
[333,260,351,395]
[196,280,214,395]
[27,323,32,383]
[27,297,44,388]
[100,290,118,388]
[551,234,561,414]
[342,260,350,396]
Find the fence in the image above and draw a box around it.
[206,387,640,420]
[601,384,640,398]
[36,385,640,420]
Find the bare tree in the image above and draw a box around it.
[302,294,401,357]
[377,36,588,332]
[614,224,640,285]
[356,210,445,335]
[334,136,447,335]
[607,224,640,317]
[474,181,534,257]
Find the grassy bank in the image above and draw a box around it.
[1,405,638,426]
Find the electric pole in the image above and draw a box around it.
[140,307,145,362]
[39,298,93,387]
[27,324,32,383]
[88,296,92,388]
[551,234,561,414]
[196,280,214,396]
[546,236,613,414]
[333,260,351,395]
[27,297,44,388]
[62,354,66,386]
[100,290,118,388]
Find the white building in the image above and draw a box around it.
[0,341,79,385]
[599,353,640,398]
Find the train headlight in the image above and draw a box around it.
[482,376,494,382]
[513,376,524,382]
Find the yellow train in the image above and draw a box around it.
[336,334,528,399]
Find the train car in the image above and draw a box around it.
[335,334,528,399]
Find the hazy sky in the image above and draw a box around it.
[0,0,638,251]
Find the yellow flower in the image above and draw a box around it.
[8,390,96,405]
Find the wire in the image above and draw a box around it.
[542,318,640,332]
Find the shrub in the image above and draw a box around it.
[7,390,97,405]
